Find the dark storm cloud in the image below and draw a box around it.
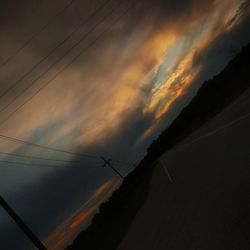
[0,0,216,67]
[0,102,153,249]
[153,14,250,144]
[1,0,250,249]
[0,0,219,118]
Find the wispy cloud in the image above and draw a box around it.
[0,0,249,248]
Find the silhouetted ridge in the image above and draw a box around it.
[67,42,250,250]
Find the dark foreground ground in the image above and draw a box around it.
[118,86,250,250]
[68,44,250,250]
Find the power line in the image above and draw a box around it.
[0,4,132,249]
[0,151,88,164]
[0,153,127,179]
[0,133,99,159]
[0,153,127,178]
[0,159,98,169]
[0,2,132,169]
[0,150,128,179]
[0,137,128,175]
[0,0,113,112]
[0,149,129,172]
[0,133,128,172]
[0,150,127,170]
[101,157,124,179]
[0,0,131,127]
[0,159,67,168]
[0,0,76,69]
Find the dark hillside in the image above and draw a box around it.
[147,43,250,159]
[67,43,250,250]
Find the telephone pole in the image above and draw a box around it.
[0,195,47,250]
[101,157,124,179]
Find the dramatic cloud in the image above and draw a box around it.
[0,0,249,249]
[45,178,120,250]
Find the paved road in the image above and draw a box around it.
[118,89,250,250]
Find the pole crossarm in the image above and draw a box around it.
[101,157,124,179]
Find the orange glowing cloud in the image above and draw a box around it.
[140,0,246,139]
[1,0,246,172]
[44,178,121,250]
[70,203,100,229]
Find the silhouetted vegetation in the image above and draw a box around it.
[67,161,155,250]
[67,43,250,250]
[147,43,250,159]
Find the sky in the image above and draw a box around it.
[0,0,250,249]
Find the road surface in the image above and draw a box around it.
[118,88,250,250]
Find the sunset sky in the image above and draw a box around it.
[0,0,250,249]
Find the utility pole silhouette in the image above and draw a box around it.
[101,157,124,180]
[0,195,47,250]
[0,158,123,249]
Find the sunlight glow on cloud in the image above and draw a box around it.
[44,178,120,250]
[1,0,249,248]
[0,0,247,175]
[139,0,247,138]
